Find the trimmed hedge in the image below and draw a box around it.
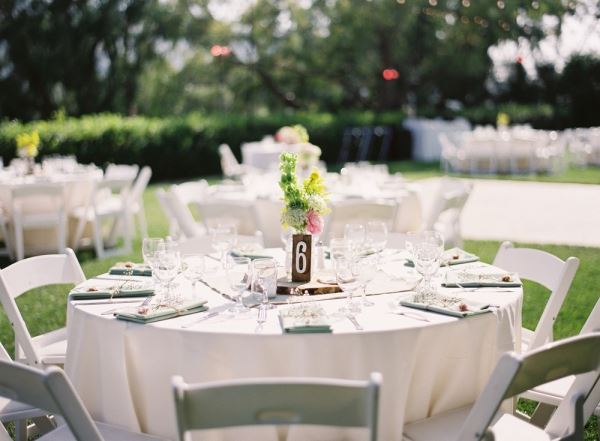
[0,112,407,180]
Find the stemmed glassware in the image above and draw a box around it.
[335,256,361,314]
[226,256,251,315]
[181,254,205,298]
[210,224,237,268]
[411,231,444,302]
[366,221,388,268]
[355,255,376,307]
[153,241,181,305]
[251,258,278,310]
[344,223,365,258]
[142,237,164,286]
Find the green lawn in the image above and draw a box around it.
[0,179,599,439]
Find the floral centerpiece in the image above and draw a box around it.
[16,130,40,174]
[275,124,309,144]
[496,112,510,128]
[279,152,329,235]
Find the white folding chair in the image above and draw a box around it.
[521,297,600,430]
[171,180,209,207]
[172,372,381,441]
[323,200,398,242]
[70,177,133,258]
[167,187,206,239]
[0,249,85,366]
[155,188,182,239]
[10,183,67,261]
[196,199,261,236]
[176,232,264,255]
[403,333,600,441]
[218,144,245,179]
[0,360,167,441]
[0,341,52,441]
[493,241,580,352]
[104,163,139,181]
[128,166,152,238]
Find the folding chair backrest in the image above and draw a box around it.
[0,361,104,441]
[130,166,152,203]
[168,187,203,238]
[172,373,381,441]
[156,188,181,239]
[196,200,260,236]
[458,333,600,441]
[424,179,471,230]
[0,341,11,361]
[104,163,139,181]
[493,241,579,350]
[11,183,65,215]
[218,144,243,178]
[0,249,85,364]
[172,180,209,206]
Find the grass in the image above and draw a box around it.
[0,177,599,439]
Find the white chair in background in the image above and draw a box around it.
[128,166,152,238]
[167,187,206,239]
[155,188,182,239]
[439,133,466,174]
[424,178,472,248]
[196,199,261,236]
[172,372,381,441]
[403,333,600,441]
[10,183,67,261]
[0,205,14,260]
[520,297,600,431]
[0,360,167,441]
[103,163,139,181]
[0,341,53,441]
[218,144,246,179]
[176,232,264,255]
[323,199,398,241]
[171,180,209,208]
[493,241,579,352]
[70,177,133,259]
[0,249,85,366]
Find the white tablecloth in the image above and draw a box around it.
[241,141,290,170]
[65,255,522,441]
[0,168,102,252]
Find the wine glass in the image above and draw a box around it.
[344,223,365,257]
[355,254,377,307]
[412,231,444,302]
[366,221,388,268]
[329,238,350,268]
[181,254,205,298]
[154,241,181,305]
[226,257,251,315]
[210,224,237,268]
[142,237,164,280]
[335,256,361,314]
[251,258,278,310]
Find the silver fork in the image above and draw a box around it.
[255,305,267,333]
[346,314,363,331]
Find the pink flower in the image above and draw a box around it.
[306,210,323,235]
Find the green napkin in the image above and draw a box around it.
[441,248,480,266]
[70,282,154,300]
[115,299,208,324]
[109,263,152,277]
[230,249,272,260]
[279,305,332,334]
[442,271,522,288]
[400,296,492,318]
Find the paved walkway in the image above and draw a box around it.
[460,179,600,247]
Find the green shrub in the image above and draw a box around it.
[0,112,407,180]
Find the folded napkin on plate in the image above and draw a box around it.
[400,295,492,318]
[69,282,154,300]
[109,262,152,277]
[442,271,522,288]
[441,248,480,266]
[115,299,208,324]
[279,305,332,334]
[229,249,272,260]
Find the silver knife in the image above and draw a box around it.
[346,315,364,331]
[181,310,221,328]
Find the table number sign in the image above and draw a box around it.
[292,234,312,282]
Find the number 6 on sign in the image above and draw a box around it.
[292,234,312,282]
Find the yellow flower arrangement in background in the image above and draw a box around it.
[496,112,510,128]
[16,130,40,158]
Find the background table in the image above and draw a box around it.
[65,255,522,441]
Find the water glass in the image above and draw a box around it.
[335,256,361,314]
[366,221,388,268]
[181,254,205,298]
[344,223,365,257]
[355,255,377,307]
[226,257,251,315]
[251,258,278,310]
[329,238,350,268]
[412,231,444,302]
[143,237,164,268]
[210,224,237,267]
[154,241,181,304]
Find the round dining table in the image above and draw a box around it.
[65,249,522,441]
